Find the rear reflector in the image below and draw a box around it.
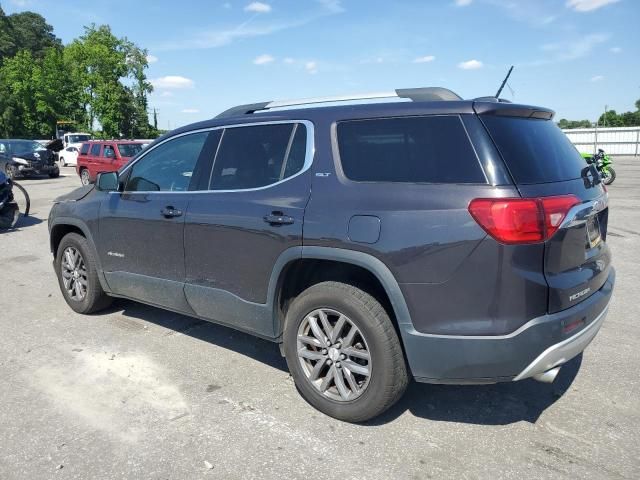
[468,195,580,244]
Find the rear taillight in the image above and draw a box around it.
[468,195,580,244]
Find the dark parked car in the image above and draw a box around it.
[0,139,60,179]
[48,88,614,422]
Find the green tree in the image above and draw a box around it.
[0,8,61,60]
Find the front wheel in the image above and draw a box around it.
[283,281,408,422]
[48,166,60,178]
[5,164,19,180]
[603,167,616,185]
[55,233,112,314]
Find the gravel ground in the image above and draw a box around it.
[0,159,638,480]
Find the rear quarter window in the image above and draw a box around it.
[80,143,90,155]
[481,116,586,184]
[336,115,486,184]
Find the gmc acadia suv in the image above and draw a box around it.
[48,88,614,422]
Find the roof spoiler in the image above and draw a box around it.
[215,87,463,119]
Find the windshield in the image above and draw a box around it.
[117,144,143,158]
[68,135,91,144]
[11,141,44,155]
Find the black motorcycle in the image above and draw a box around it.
[0,171,30,229]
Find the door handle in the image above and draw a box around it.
[161,206,183,218]
[263,211,294,225]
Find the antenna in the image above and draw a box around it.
[495,65,514,99]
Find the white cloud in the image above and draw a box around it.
[318,0,344,13]
[181,108,200,113]
[454,0,472,6]
[146,54,158,64]
[283,57,295,64]
[253,54,275,65]
[159,91,173,97]
[10,0,31,6]
[591,75,604,82]
[610,46,622,53]
[566,0,619,12]
[413,55,435,63]
[305,61,318,74]
[458,59,483,70]
[244,1,271,13]
[150,76,194,89]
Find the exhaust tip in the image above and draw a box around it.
[533,367,560,384]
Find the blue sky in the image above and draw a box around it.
[4,0,639,128]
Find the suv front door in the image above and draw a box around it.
[99,131,213,311]
[183,122,313,336]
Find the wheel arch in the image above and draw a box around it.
[270,246,412,338]
[50,217,111,293]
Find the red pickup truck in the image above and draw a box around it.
[76,141,145,185]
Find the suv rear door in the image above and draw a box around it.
[478,105,611,313]
[183,121,312,337]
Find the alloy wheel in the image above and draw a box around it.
[80,169,90,185]
[60,246,88,301]
[297,308,372,402]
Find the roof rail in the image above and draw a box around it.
[215,87,463,119]
[473,96,513,104]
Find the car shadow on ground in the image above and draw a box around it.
[103,299,582,426]
[0,214,43,232]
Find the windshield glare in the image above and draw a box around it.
[69,135,90,143]
[117,144,143,158]
[12,141,44,155]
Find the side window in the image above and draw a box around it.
[90,144,101,156]
[337,116,486,184]
[0,143,6,154]
[102,145,115,158]
[209,123,306,190]
[80,143,90,155]
[125,132,208,192]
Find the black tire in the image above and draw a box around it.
[55,232,112,314]
[283,281,408,422]
[48,166,60,178]
[59,156,66,167]
[603,167,616,185]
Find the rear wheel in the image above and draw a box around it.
[58,156,66,167]
[80,168,90,185]
[55,233,112,314]
[603,167,616,185]
[283,281,408,422]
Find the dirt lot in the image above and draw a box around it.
[0,160,638,480]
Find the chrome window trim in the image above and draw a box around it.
[114,119,315,195]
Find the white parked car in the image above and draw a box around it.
[57,146,79,166]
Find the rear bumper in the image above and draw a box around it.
[402,268,614,384]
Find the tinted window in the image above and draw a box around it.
[10,141,43,155]
[126,132,208,192]
[209,123,304,190]
[90,144,101,156]
[117,143,143,158]
[337,116,485,183]
[482,116,586,184]
[80,144,90,155]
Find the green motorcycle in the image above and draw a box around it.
[581,149,616,185]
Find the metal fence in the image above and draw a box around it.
[563,126,640,156]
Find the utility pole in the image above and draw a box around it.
[603,105,608,127]
[153,108,158,130]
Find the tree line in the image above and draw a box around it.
[558,99,640,129]
[0,6,158,139]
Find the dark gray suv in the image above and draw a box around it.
[48,88,614,422]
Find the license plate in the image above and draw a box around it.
[586,215,602,248]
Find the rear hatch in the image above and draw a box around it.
[477,103,611,313]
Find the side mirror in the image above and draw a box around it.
[96,171,119,191]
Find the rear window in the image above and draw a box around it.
[90,144,101,156]
[482,116,586,184]
[337,116,486,184]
